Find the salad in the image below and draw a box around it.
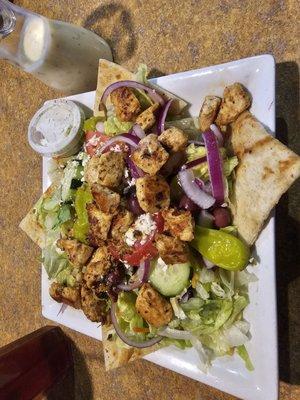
[20,61,300,373]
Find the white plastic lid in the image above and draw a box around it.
[28,99,85,157]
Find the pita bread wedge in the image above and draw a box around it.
[229,111,300,245]
[94,59,187,117]
[19,184,57,249]
[102,324,162,370]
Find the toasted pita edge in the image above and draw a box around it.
[229,111,300,245]
[102,324,162,371]
[19,184,56,249]
[94,59,188,117]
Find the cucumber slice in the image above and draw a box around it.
[149,259,191,297]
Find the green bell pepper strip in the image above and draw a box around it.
[191,226,250,271]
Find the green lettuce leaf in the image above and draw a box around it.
[104,116,133,136]
[186,144,238,182]
[161,337,192,350]
[42,243,71,279]
[237,345,254,371]
[116,292,153,343]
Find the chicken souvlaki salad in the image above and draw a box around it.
[32,65,259,372]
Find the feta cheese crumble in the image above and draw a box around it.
[124,213,157,246]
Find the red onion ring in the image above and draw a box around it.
[210,124,224,146]
[157,99,172,134]
[117,259,150,291]
[110,302,163,348]
[178,169,215,209]
[203,130,225,203]
[98,134,139,154]
[101,80,165,106]
[194,178,212,194]
[130,124,146,139]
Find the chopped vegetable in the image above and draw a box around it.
[73,186,93,243]
[192,226,250,271]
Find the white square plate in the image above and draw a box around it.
[42,55,278,400]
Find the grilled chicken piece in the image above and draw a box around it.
[135,103,159,131]
[49,282,81,309]
[81,285,108,323]
[162,208,195,241]
[215,83,251,125]
[155,233,189,264]
[199,95,222,132]
[159,127,188,153]
[110,87,141,122]
[136,175,170,213]
[136,283,173,327]
[56,239,93,266]
[91,184,120,214]
[83,245,112,292]
[132,134,169,175]
[110,208,134,242]
[87,203,113,246]
[85,152,125,188]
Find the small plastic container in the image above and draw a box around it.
[28,99,85,157]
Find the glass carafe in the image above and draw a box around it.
[0,0,113,94]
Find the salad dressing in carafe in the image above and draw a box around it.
[0,0,112,94]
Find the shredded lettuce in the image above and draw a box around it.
[104,116,133,136]
[161,337,192,350]
[42,242,71,279]
[186,144,238,183]
[116,292,154,343]
[237,344,254,371]
[35,188,72,232]
[61,160,83,201]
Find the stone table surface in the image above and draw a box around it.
[0,1,299,399]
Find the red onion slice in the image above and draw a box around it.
[101,80,165,106]
[157,99,172,134]
[131,124,146,139]
[178,169,215,209]
[194,178,212,194]
[203,130,225,203]
[127,155,145,179]
[110,302,162,348]
[183,156,207,170]
[210,124,224,146]
[57,303,68,316]
[117,259,150,291]
[98,134,139,154]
